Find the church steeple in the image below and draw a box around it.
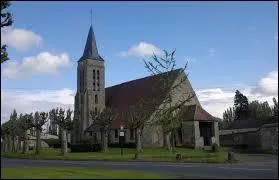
[79,25,102,61]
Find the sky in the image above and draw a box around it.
[1,1,278,123]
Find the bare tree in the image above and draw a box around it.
[144,50,194,152]
[20,113,33,154]
[124,99,151,154]
[90,107,115,152]
[49,108,73,155]
[31,111,48,155]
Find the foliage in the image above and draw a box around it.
[1,1,13,63]
[234,90,249,120]
[221,90,278,129]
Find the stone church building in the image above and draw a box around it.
[72,24,219,148]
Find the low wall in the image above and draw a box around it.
[259,123,278,150]
[219,123,278,151]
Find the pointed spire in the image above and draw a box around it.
[80,25,100,61]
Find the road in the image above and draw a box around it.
[1,155,278,179]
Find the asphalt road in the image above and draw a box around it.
[1,155,278,179]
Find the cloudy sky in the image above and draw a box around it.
[1,2,278,123]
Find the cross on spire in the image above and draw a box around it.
[90,9,92,26]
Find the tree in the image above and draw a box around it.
[49,108,73,155]
[31,111,48,155]
[90,107,115,152]
[1,121,11,152]
[234,90,249,120]
[8,110,18,152]
[272,97,278,117]
[124,99,151,153]
[223,107,235,122]
[144,50,195,151]
[19,113,33,154]
[1,1,13,63]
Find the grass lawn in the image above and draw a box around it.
[1,147,235,163]
[1,166,169,179]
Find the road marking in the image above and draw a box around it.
[219,167,273,171]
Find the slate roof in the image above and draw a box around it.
[85,69,216,132]
[179,104,217,122]
[79,25,104,62]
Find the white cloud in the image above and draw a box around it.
[1,89,75,124]
[118,42,163,58]
[258,70,278,95]
[197,70,278,118]
[208,48,216,58]
[1,52,70,79]
[1,28,43,51]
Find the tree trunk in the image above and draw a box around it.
[17,136,21,152]
[35,128,41,155]
[22,131,29,154]
[8,135,12,152]
[164,131,172,151]
[12,136,16,152]
[61,129,67,156]
[135,128,142,153]
[101,130,108,152]
[3,138,7,152]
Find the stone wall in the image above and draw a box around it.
[182,121,195,147]
[219,123,278,151]
[259,123,278,150]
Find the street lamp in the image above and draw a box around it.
[119,125,124,156]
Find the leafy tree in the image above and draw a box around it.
[144,50,195,152]
[1,1,13,63]
[234,90,249,120]
[49,108,73,155]
[90,107,115,152]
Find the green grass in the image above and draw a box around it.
[1,147,232,163]
[1,166,169,179]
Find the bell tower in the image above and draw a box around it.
[72,21,105,144]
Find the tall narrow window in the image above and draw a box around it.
[93,69,96,79]
[80,69,83,91]
[114,129,118,138]
[82,68,85,90]
[93,69,96,91]
[95,107,98,115]
[97,83,100,91]
[97,70,100,80]
[95,94,98,104]
[130,129,134,140]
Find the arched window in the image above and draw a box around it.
[95,94,98,104]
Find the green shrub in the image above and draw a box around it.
[211,143,219,152]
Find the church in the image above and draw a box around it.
[72,23,219,148]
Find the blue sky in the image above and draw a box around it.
[1,1,278,122]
